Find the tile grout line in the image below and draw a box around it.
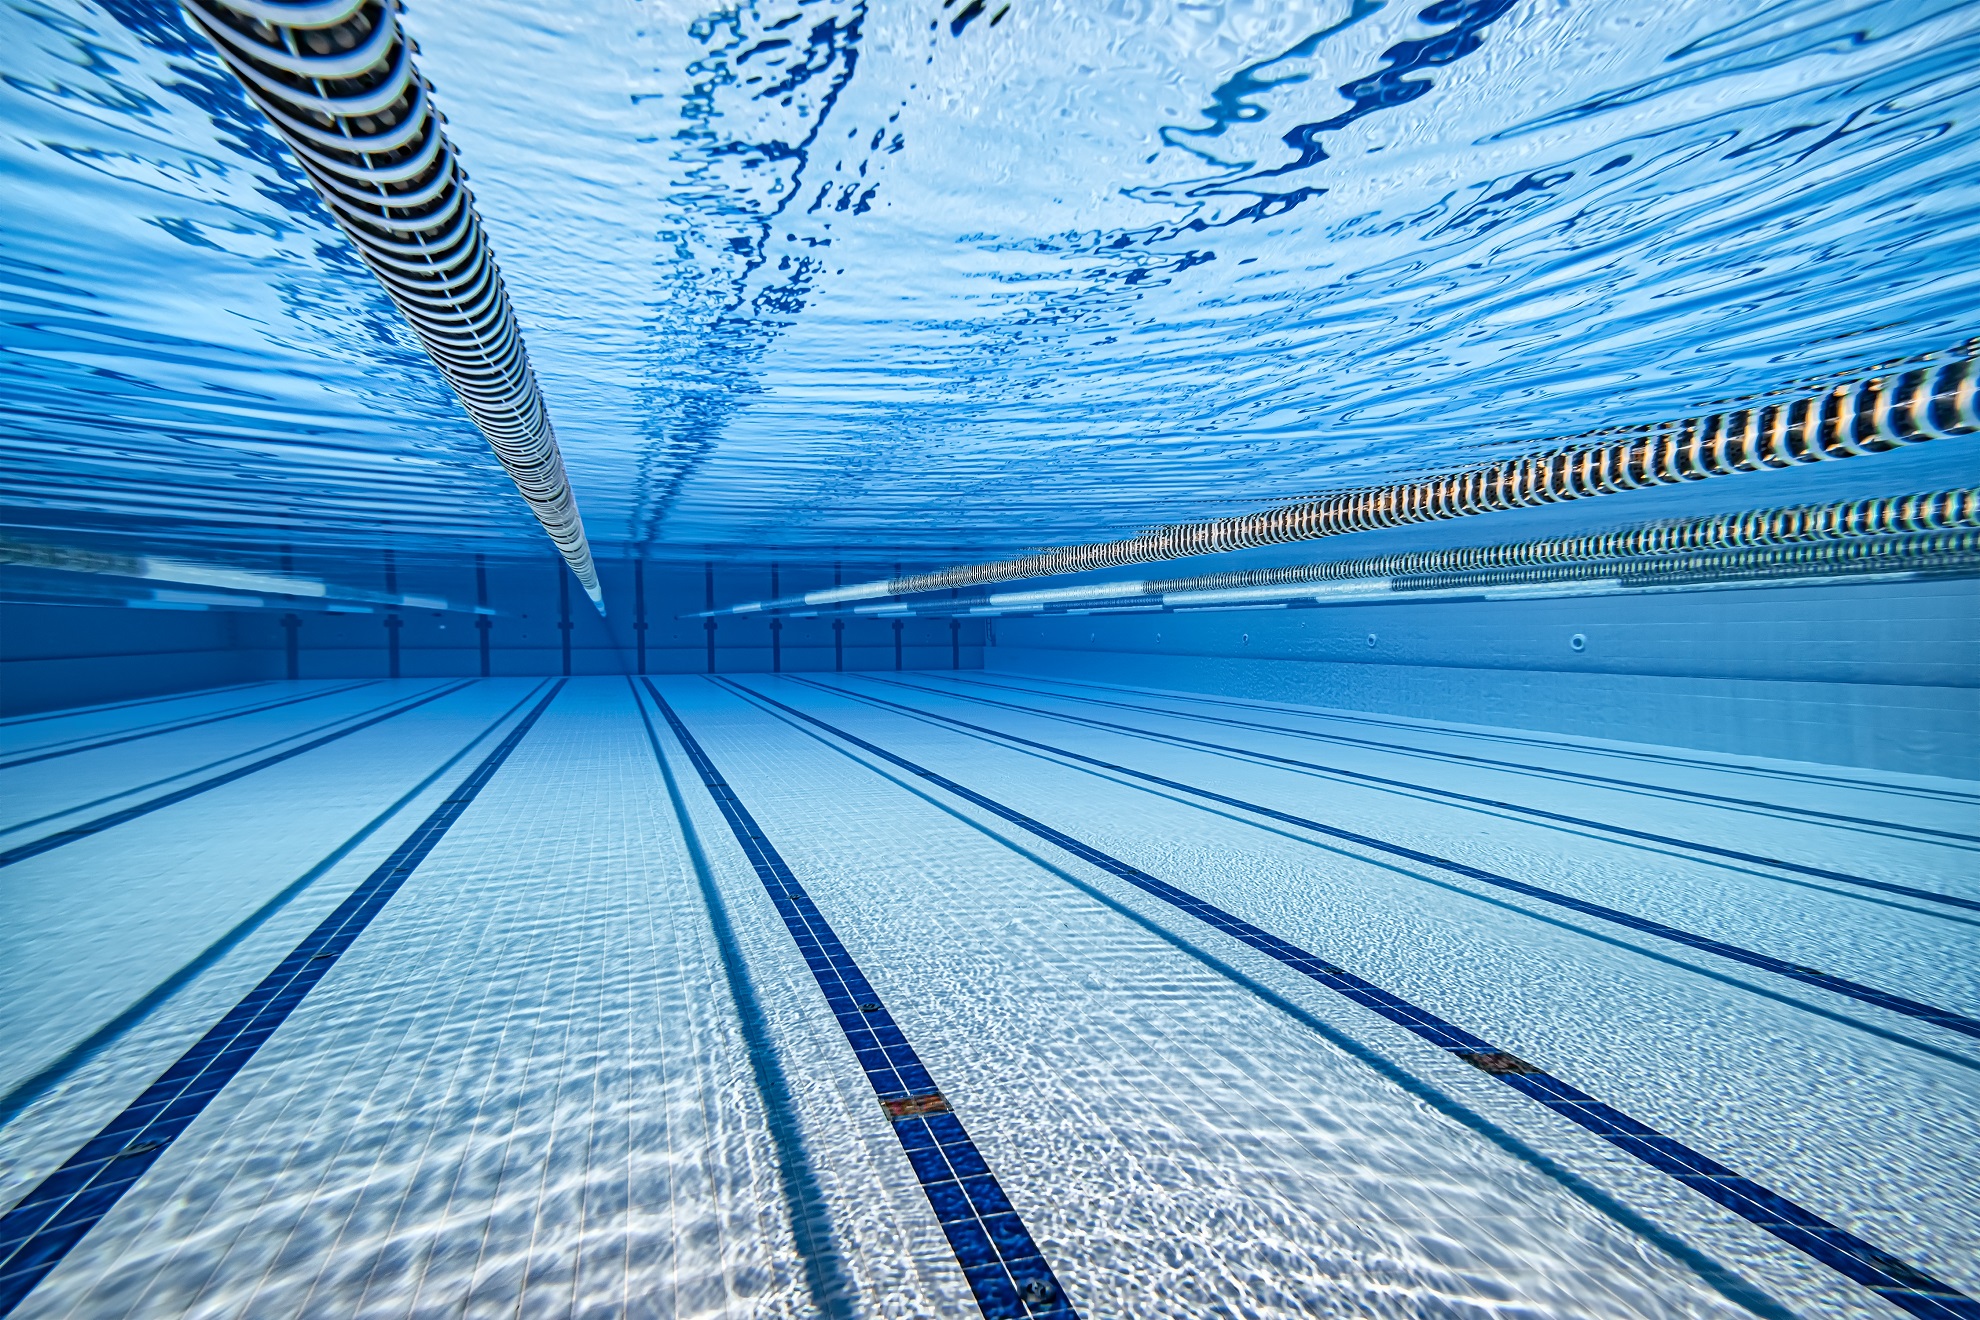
[646,678,1078,1320]
[0,681,565,1316]
[735,677,1980,1320]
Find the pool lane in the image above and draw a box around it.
[994,674,1980,811]
[0,684,278,738]
[0,681,472,850]
[822,676,1980,1039]
[0,685,565,1315]
[0,682,556,1143]
[960,674,1980,849]
[878,674,1975,914]
[665,679,1777,1320]
[4,680,820,1318]
[7,676,1971,1320]
[0,683,541,1122]
[0,682,380,771]
[646,680,1077,1320]
[817,678,1979,1015]
[732,680,1980,1320]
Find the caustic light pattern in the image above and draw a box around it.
[0,678,1976,1317]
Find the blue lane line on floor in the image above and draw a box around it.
[0,682,276,729]
[824,677,1980,1044]
[898,675,1979,914]
[0,681,564,1315]
[809,690,1975,1085]
[646,679,1077,1320]
[0,680,475,870]
[628,679,856,1319]
[0,682,381,770]
[737,679,1980,1320]
[954,673,1980,844]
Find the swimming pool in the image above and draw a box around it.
[2,0,1977,1315]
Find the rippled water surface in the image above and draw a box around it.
[5,0,1980,559]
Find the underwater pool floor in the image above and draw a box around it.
[0,675,1974,1319]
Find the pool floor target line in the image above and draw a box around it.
[645,679,1078,1320]
[0,680,478,870]
[728,678,1980,1320]
[944,674,1980,844]
[0,681,383,770]
[865,675,1979,914]
[800,676,1980,1044]
[0,682,567,1316]
[798,683,1976,1081]
[0,683,466,844]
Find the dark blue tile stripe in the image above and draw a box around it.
[0,680,562,1316]
[895,675,1980,915]
[0,682,382,770]
[942,673,1980,849]
[738,680,1979,1320]
[645,679,1077,1320]
[0,681,476,870]
[822,677,1980,1044]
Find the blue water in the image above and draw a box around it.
[6,0,1980,559]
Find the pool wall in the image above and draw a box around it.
[0,559,984,716]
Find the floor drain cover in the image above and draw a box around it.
[1455,1051,1541,1076]
[882,1093,951,1120]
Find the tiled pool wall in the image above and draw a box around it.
[992,575,1980,779]
[0,560,984,717]
[10,566,1974,778]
